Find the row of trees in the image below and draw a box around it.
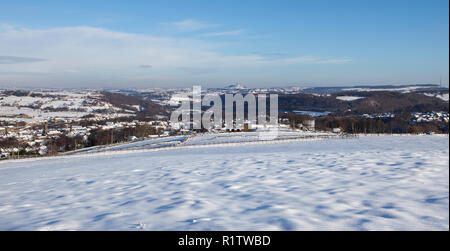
[1,124,163,157]
[316,117,447,134]
[0,137,21,148]
[46,135,85,155]
[86,124,163,147]
[285,113,448,134]
[278,91,449,116]
[0,137,37,157]
[45,124,163,155]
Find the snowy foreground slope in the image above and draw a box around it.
[0,135,448,230]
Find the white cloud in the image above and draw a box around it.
[205,29,246,37]
[0,25,351,87]
[265,56,352,65]
[138,64,152,69]
[163,19,215,32]
[0,55,46,64]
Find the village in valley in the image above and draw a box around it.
[0,84,448,159]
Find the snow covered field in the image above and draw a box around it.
[0,135,448,230]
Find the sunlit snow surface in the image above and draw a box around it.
[0,135,448,230]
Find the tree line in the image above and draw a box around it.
[1,124,163,157]
[285,113,448,134]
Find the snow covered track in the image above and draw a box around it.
[0,136,448,230]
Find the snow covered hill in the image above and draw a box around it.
[0,135,448,230]
[0,90,133,123]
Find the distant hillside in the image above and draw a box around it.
[100,92,168,119]
[278,93,347,113]
[279,91,449,116]
[301,84,447,95]
[339,91,448,115]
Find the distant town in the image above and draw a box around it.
[1,84,448,159]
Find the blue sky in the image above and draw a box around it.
[0,0,448,88]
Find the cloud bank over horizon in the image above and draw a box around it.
[0,23,356,88]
